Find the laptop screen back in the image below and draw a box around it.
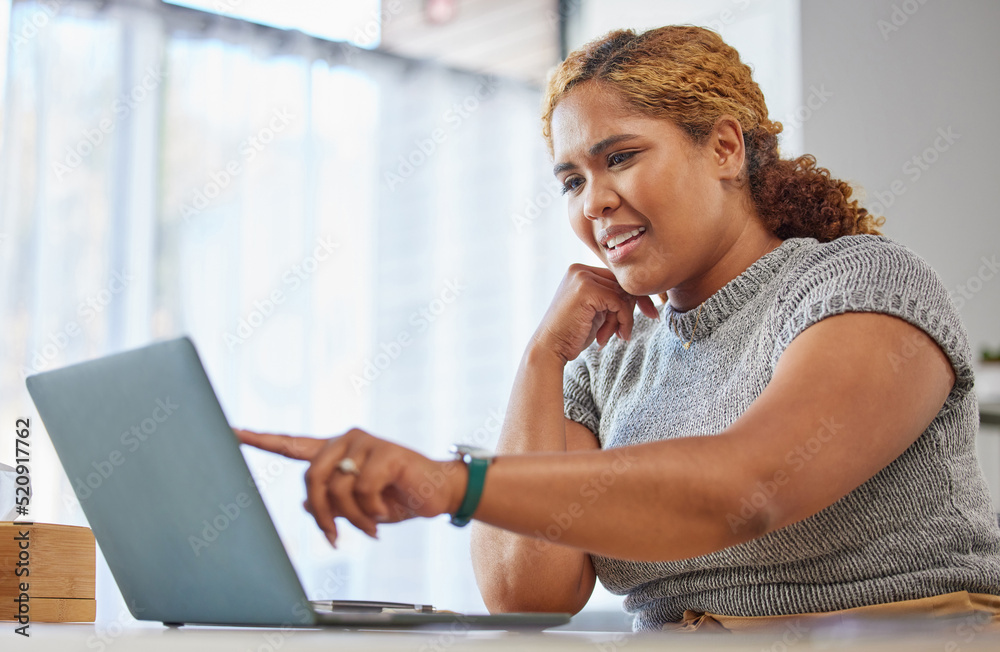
[26,337,314,626]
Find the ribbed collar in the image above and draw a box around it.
[662,238,810,342]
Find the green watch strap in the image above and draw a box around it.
[450,456,489,527]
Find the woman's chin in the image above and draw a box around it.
[618,281,662,297]
[615,274,663,300]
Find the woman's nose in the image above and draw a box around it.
[582,181,620,219]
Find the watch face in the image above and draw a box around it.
[450,444,494,459]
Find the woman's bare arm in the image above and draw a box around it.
[470,344,598,614]
[466,312,956,560]
[237,305,955,568]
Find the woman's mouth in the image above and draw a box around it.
[604,227,646,263]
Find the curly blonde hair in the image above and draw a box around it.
[541,26,883,244]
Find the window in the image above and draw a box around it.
[164,0,384,47]
[1,0,586,619]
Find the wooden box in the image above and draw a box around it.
[0,522,96,622]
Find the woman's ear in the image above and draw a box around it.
[709,115,746,181]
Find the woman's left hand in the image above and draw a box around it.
[233,427,466,547]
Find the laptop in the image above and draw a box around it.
[25,336,570,629]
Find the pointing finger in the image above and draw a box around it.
[233,428,325,461]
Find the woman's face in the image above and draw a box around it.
[550,81,749,301]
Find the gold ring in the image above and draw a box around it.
[336,457,361,476]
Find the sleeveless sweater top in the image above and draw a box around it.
[562,235,1000,631]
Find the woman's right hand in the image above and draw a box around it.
[531,264,659,364]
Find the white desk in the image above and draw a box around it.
[8,622,1000,652]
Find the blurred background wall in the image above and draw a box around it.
[795,0,1000,507]
[0,0,997,631]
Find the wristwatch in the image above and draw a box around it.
[448,445,494,527]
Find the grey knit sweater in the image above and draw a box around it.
[562,235,1000,631]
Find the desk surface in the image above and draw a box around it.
[8,622,1000,652]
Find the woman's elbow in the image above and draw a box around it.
[474,561,594,615]
[480,585,590,615]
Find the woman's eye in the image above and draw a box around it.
[608,151,635,166]
[560,177,583,195]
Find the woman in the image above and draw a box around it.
[236,26,1000,632]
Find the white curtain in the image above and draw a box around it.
[0,0,615,621]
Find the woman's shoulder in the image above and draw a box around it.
[770,234,974,406]
[777,234,943,298]
[775,232,955,310]
[787,233,930,270]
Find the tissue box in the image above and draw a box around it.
[0,522,96,622]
